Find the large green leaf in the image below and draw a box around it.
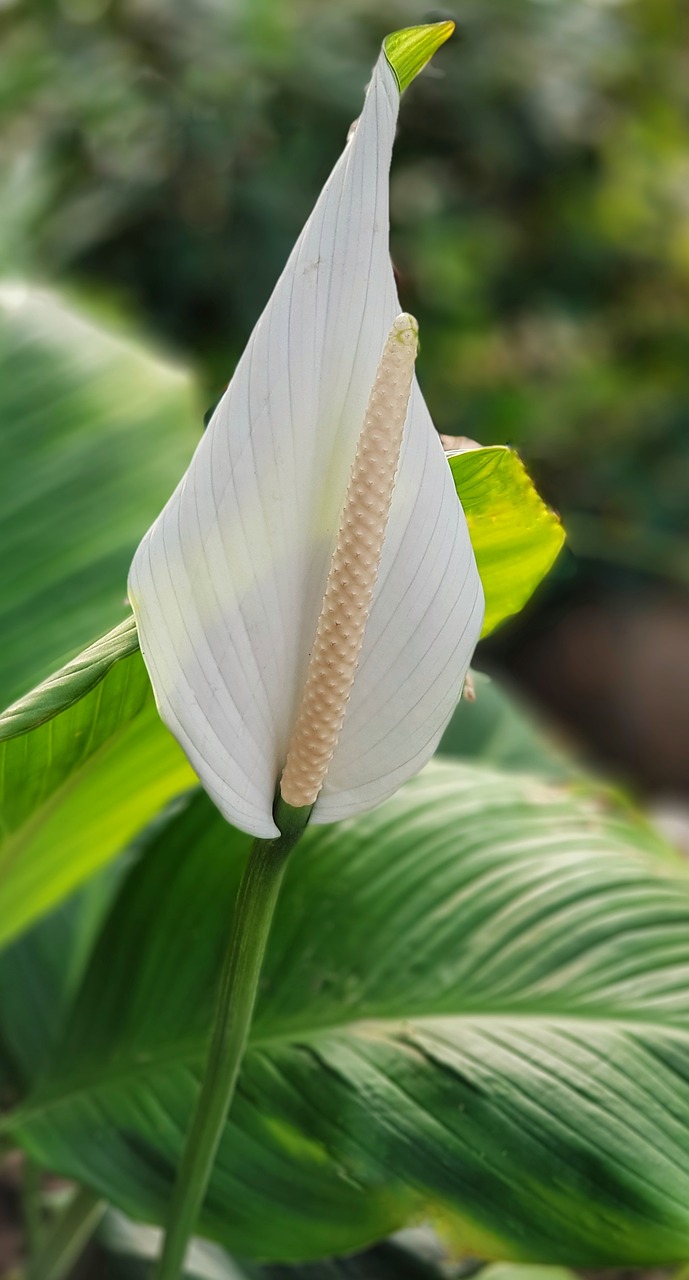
[449,447,565,636]
[7,761,689,1264]
[0,281,199,706]
[0,618,196,950]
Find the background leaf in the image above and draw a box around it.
[8,761,689,1265]
[449,447,565,636]
[0,620,196,951]
[438,672,575,779]
[0,864,125,1095]
[0,282,199,708]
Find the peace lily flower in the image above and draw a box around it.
[128,22,484,840]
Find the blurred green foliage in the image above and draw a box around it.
[1,0,688,585]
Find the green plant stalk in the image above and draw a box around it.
[26,1186,104,1280]
[154,794,311,1280]
[22,1155,44,1258]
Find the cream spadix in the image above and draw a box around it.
[281,314,419,808]
[128,24,485,839]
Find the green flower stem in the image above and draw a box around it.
[154,794,310,1280]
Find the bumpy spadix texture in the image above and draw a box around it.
[281,315,418,807]
[129,39,484,839]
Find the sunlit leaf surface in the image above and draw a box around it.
[0,619,196,950]
[384,22,455,92]
[450,446,565,636]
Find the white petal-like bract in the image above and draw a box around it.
[128,47,484,838]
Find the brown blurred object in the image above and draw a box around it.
[0,1152,25,1277]
[502,590,689,797]
[440,435,482,453]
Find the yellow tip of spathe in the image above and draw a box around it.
[384,21,456,93]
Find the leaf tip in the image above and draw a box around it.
[384,20,455,93]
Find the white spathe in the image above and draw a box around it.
[128,47,484,839]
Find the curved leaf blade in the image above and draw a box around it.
[450,446,565,635]
[0,615,139,742]
[9,762,689,1264]
[0,621,196,950]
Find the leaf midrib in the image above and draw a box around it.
[0,617,140,744]
[5,1008,688,1136]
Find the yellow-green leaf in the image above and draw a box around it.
[383,22,455,93]
[449,445,565,636]
[0,620,196,951]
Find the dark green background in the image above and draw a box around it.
[2,0,688,790]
